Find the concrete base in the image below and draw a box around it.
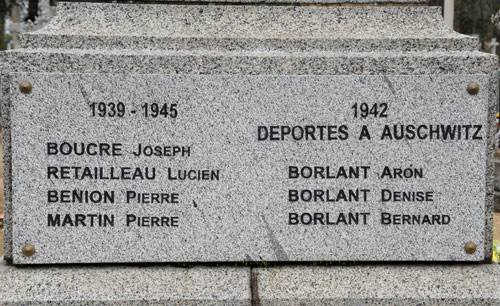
[0,261,251,305]
[1,261,500,305]
[255,264,500,305]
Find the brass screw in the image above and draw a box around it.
[467,82,479,95]
[19,81,32,94]
[22,244,35,257]
[464,242,477,254]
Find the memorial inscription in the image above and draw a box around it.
[10,73,488,264]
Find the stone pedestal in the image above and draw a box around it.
[1,0,497,264]
[1,260,500,305]
[1,0,499,303]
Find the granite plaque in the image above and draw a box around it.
[9,73,488,264]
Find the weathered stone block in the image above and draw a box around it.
[0,260,251,305]
[255,264,500,305]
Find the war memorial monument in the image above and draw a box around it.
[0,0,500,304]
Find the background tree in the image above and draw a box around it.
[431,0,500,52]
[0,0,54,50]
[26,0,37,22]
[0,0,7,50]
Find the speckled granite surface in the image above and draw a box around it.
[0,2,497,264]
[65,0,427,3]
[6,73,492,264]
[0,260,251,305]
[1,0,500,304]
[20,4,474,52]
[1,261,500,305]
[255,264,500,305]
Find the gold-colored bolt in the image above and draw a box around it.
[467,82,479,95]
[19,81,32,94]
[464,242,477,254]
[22,244,35,257]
